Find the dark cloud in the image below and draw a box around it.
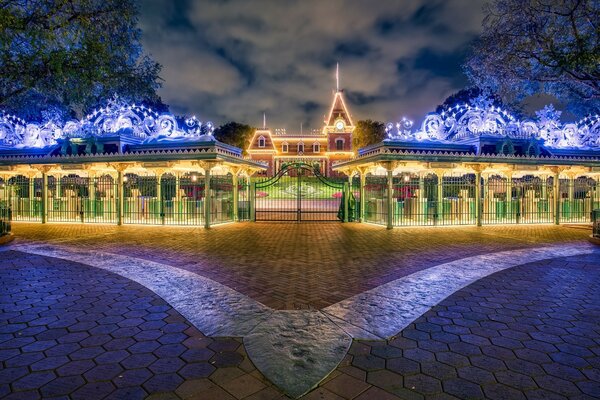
[139,0,485,130]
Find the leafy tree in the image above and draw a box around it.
[0,0,164,121]
[435,87,505,113]
[353,120,386,150]
[465,0,600,116]
[213,122,255,154]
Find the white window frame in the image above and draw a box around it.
[313,142,320,153]
[298,142,304,153]
[282,142,289,153]
[258,136,266,148]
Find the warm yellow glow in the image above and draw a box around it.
[271,137,327,141]
[274,155,328,159]
[248,150,277,154]
[325,151,354,156]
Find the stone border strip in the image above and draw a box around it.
[323,243,596,340]
[11,243,272,337]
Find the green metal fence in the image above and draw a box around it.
[364,175,387,225]
[210,174,235,224]
[437,174,476,226]
[559,177,597,223]
[392,174,437,226]
[238,176,250,221]
[1,175,42,221]
[46,174,118,223]
[483,175,554,224]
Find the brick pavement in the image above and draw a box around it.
[0,251,283,400]
[0,225,598,399]
[318,251,600,399]
[9,222,592,309]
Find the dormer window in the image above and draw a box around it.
[313,142,320,153]
[282,142,288,153]
[258,136,265,148]
[336,138,344,151]
[298,142,304,153]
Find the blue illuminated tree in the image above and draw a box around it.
[465,0,600,116]
[0,0,164,121]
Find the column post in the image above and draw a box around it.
[506,171,513,221]
[28,174,35,220]
[154,170,164,225]
[204,164,212,229]
[359,172,366,223]
[386,164,394,230]
[41,171,48,224]
[553,169,561,225]
[117,170,124,226]
[232,172,239,222]
[567,173,575,222]
[87,171,96,222]
[475,170,482,227]
[434,169,444,224]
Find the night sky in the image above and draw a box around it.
[139,0,485,130]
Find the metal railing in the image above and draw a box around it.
[593,209,600,238]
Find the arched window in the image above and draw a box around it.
[313,142,320,153]
[258,136,265,148]
[336,138,344,151]
[298,142,304,153]
[282,142,288,153]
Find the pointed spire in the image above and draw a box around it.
[263,112,266,129]
[336,62,340,92]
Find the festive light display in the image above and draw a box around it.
[0,98,214,148]
[387,101,600,150]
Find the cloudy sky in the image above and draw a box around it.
[139,0,485,131]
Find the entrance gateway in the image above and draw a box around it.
[251,163,351,222]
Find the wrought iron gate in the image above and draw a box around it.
[253,163,345,221]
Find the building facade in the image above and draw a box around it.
[333,104,600,228]
[247,89,355,176]
[0,103,265,228]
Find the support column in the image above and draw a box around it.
[359,173,366,223]
[28,175,35,219]
[117,170,124,226]
[386,166,393,230]
[553,171,560,225]
[567,174,575,221]
[204,166,212,229]
[506,172,513,221]
[41,172,48,224]
[475,170,482,227]
[434,170,444,224]
[155,171,164,225]
[88,172,96,221]
[232,173,239,222]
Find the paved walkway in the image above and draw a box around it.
[1,223,599,399]
[9,223,592,309]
